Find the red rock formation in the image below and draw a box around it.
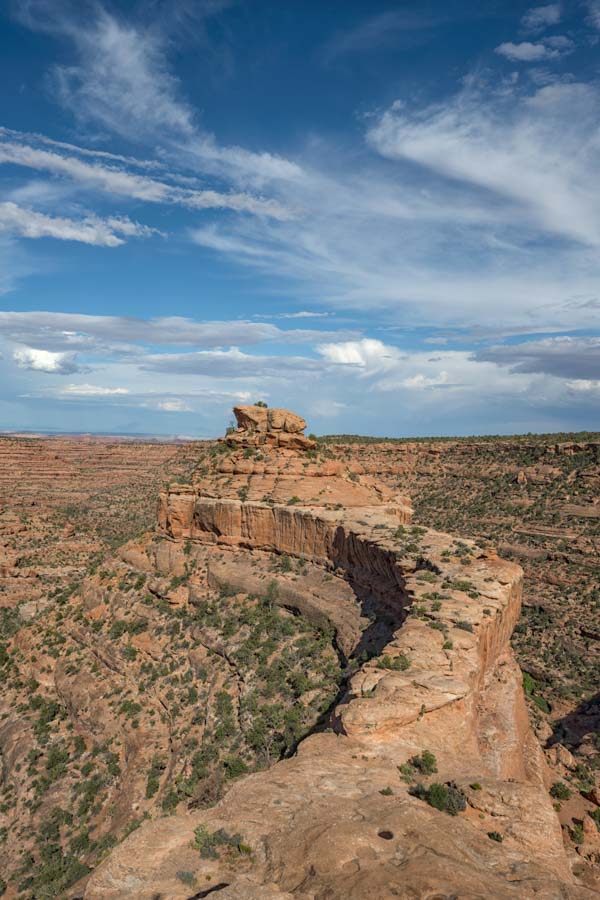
[84,409,595,899]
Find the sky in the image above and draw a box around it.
[0,0,599,438]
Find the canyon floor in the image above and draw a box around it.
[0,418,598,898]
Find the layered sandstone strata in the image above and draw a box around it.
[84,409,596,899]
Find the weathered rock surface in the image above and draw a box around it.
[83,410,597,899]
[226,405,315,451]
[233,405,307,434]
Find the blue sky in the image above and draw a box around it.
[0,0,598,437]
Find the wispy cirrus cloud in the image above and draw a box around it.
[0,201,155,246]
[0,132,292,220]
[367,81,600,248]
[321,9,451,61]
[14,3,301,187]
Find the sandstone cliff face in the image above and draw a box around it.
[83,408,596,899]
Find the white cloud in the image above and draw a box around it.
[0,311,355,354]
[367,81,600,249]
[401,371,449,389]
[277,311,333,319]
[155,398,192,412]
[495,41,560,61]
[141,346,326,378]
[544,35,574,49]
[317,338,398,369]
[585,1,600,28]
[53,10,197,140]
[565,378,600,393]
[61,383,130,396]
[0,201,153,246]
[317,339,456,392]
[19,8,301,186]
[521,4,561,31]
[0,134,292,220]
[28,384,254,408]
[13,346,81,374]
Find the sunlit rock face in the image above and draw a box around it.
[84,407,596,899]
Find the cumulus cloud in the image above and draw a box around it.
[317,339,458,392]
[0,202,154,246]
[495,41,561,61]
[401,371,449,389]
[317,338,399,369]
[13,346,81,374]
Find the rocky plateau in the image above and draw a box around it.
[0,410,598,898]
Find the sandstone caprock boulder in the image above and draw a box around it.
[233,404,307,434]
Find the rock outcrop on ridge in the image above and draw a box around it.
[83,407,597,899]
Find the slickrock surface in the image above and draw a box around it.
[80,412,598,898]
[322,434,600,858]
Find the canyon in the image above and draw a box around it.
[0,411,598,898]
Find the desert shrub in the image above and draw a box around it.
[409,750,437,775]
[570,822,584,844]
[193,825,249,860]
[410,781,467,816]
[222,755,248,779]
[550,781,571,801]
[533,695,551,713]
[146,757,165,799]
[376,653,410,671]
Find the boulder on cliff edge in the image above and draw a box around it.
[234,405,307,434]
